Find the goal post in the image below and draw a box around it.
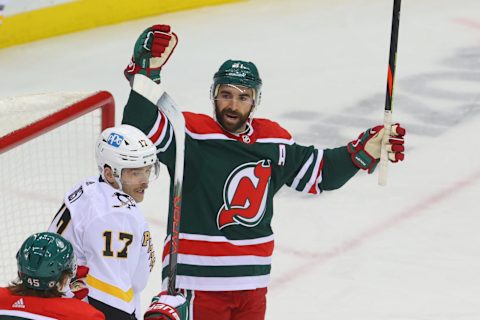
[0,91,114,152]
[0,91,115,285]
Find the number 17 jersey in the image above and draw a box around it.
[48,177,155,318]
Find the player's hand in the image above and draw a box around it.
[70,265,89,300]
[144,291,188,320]
[347,123,406,173]
[124,24,178,85]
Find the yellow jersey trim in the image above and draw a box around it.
[86,274,134,303]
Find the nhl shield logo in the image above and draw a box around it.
[217,160,272,229]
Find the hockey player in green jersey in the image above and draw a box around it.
[122,25,406,320]
[0,232,105,320]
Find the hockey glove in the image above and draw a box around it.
[70,265,89,300]
[124,24,178,85]
[144,291,189,320]
[347,123,406,173]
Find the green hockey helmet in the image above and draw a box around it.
[211,60,262,105]
[16,232,76,290]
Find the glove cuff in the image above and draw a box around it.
[349,149,378,173]
[124,59,162,85]
[144,302,181,320]
[144,293,189,320]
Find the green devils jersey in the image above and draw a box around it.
[122,87,359,291]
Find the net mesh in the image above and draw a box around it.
[0,92,113,285]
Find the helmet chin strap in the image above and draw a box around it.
[113,169,126,192]
[115,176,124,191]
[248,104,256,125]
[102,167,124,191]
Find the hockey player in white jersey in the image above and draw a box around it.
[48,124,159,320]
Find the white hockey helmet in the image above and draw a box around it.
[95,124,159,187]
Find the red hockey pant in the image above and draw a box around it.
[185,288,267,320]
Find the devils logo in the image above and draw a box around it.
[217,160,272,229]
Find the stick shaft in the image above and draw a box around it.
[157,92,186,294]
[378,0,402,186]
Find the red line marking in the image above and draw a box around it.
[453,18,480,30]
[271,169,480,290]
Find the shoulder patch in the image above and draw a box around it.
[67,186,83,203]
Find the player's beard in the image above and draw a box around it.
[215,106,251,133]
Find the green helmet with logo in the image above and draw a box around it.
[16,232,76,290]
[211,60,263,105]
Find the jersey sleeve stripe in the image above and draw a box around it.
[290,154,314,190]
[146,111,173,152]
[308,158,325,194]
[86,274,134,303]
[156,125,174,152]
[302,149,324,193]
[147,111,166,144]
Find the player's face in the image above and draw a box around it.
[120,165,153,203]
[214,84,254,133]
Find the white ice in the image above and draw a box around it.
[1,0,480,318]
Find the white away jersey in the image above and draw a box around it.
[48,177,155,318]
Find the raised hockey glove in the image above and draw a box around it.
[144,291,189,320]
[347,123,406,173]
[70,265,89,300]
[124,24,178,85]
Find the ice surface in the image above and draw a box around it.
[1,0,479,318]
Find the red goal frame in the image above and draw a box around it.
[0,91,115,153]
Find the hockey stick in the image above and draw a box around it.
[378,0,402,186]
[156,91,186,295]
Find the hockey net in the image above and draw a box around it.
[0,91,115,285]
